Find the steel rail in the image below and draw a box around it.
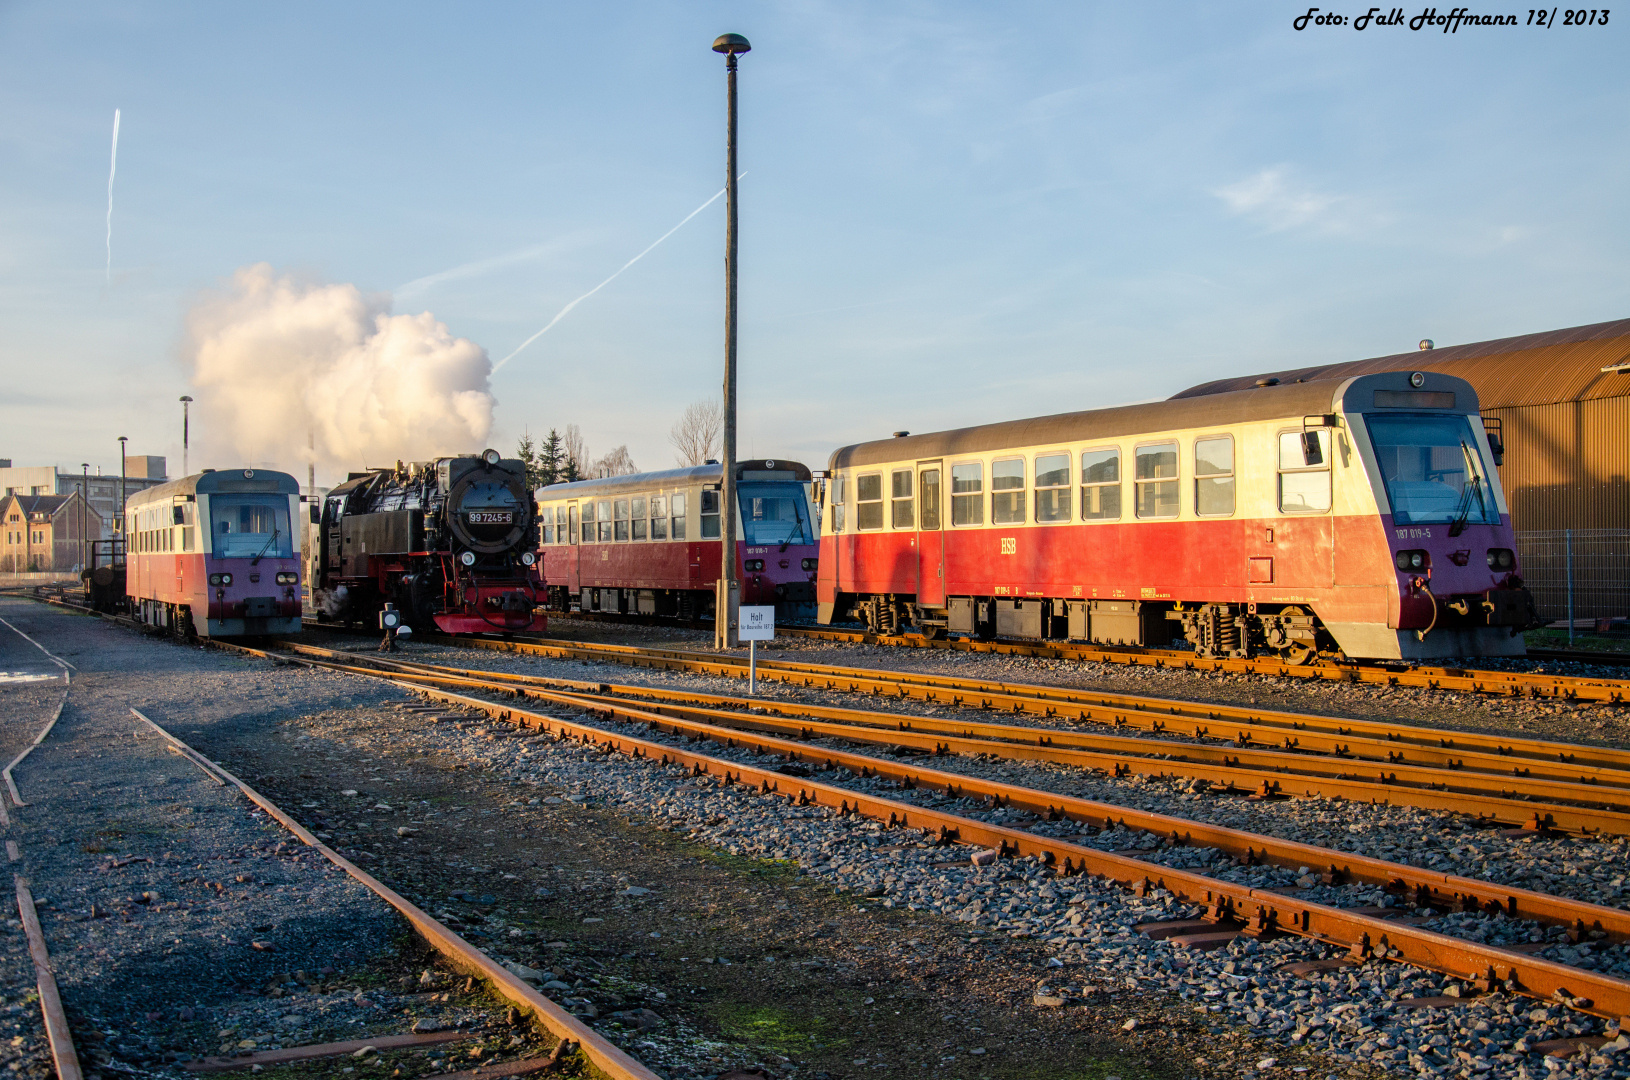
[282,645,1630,833]
[14,876,83,1080]
[259,655,1630,1025]
[127,706,659,1080]
[244,644,1630,953]
[371,630,1630,775]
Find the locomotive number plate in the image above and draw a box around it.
[467,512,513,524]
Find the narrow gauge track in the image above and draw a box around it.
[525,609,1630,699]
[210,636,1630,1028]
[306,625,1630,834]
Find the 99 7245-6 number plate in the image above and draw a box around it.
[467,512,513,524]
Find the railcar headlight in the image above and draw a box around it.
[1487,548,1515,569]
[482,449,501,465]
[520,551,536,566]
[1394,550,1428,571]
[209,573,233,586]
[802,558,817,571]
[745,559,764,572]
[275,572,297,585]
[460,550,477,566]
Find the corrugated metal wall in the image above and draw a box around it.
[1488,398,1630,619]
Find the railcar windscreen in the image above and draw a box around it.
[210,495,292,558]
[738,482,814,546]
[1364,413,1499,526]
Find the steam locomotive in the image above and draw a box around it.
[310,449,545,634]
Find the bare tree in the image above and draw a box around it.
[669,399,722,467]
[592,445,639,477]
[561,424,589,481]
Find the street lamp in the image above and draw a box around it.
[712,31,749,650]
[180,395,193,476]
[80,462,89,571]
[118,435,128,533]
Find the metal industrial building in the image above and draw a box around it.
[1174,318,1630,621]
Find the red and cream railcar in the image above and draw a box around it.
[817,371,1536,662]
[538,460,818,619]
[124,468,303,638]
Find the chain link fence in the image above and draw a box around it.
[1515,529,1630,624]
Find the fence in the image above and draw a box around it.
[1514,529,1630,624]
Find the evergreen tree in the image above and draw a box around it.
[516,430,546,489]
[540,429,565,486]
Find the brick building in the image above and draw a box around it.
[0,455,168,538]
[0,491,103,573]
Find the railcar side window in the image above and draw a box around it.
[613,499,630,541]
[891,470,914,529]
[701,490,721,538]
[951,463,983,526]
[991,459,1025,524]
[596,500,613,542]
[1034,453,1071,523]
[650,496,667,540]
[1278,431,1332,513]
[1134,443,1179,519]
[856,473,883,530]
[830,476,847,533]
[631,497,647,541]
[541,505,555,545]
[1194,436,1236,517]
[580,501,594,543]
[671,493,686,539]
[1081,448,1121,520]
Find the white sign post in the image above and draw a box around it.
[739,605,775,695]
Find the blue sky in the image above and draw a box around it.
[2,1,1626,484]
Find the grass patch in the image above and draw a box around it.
[704,1002,841,1055]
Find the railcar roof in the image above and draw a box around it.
[1172,316,1630,408]
[124,469,300,507]
[538,459,812,500]
[828,379,1351,470]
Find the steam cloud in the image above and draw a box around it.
[185,264,496,479]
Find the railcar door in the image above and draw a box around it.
[916,461,946,606]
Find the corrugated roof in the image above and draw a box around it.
[1172,317,1630,408]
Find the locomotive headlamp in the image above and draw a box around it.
[520,551,536,566]
[1394,550,1429,571]
[460,550,476,566]
[1409,372,1426,388]
[802,558,817,571]
[482,449,501,465]
[745,559,764,572]
[1487,548,1515,569]
[275,572,297,585]
[209,573,233,586]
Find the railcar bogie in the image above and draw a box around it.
[817,371,1538,662]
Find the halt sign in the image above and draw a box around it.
[739,605,776,641]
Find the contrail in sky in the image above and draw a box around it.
[105,109,121,282]
[492,180,737,373]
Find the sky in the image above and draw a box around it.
[1,1,1626,486]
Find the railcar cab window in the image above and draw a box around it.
[614,499,630,542]
[741,484,814,546]
[1364,413,1499,526]
[631,497,647,541]
[541,505,555,545]
[650,496,667,540]
[596,500,613,542]
[1134,443,1179,519]
[569,503,580,544]
[1034,453,1070,523]
[1194,435,1236,517]
[701,489,721,538]
[991,459,1024,524]
[1081,448,1121,521]
[1278,430,1332,513]
[671,493,686,539]
[856,473,884,530]
[951,463,983,526]
[830,476,847,533]
[890,470,914,529]
[210,495,292,558]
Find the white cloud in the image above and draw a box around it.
[1213,166,1350,234]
